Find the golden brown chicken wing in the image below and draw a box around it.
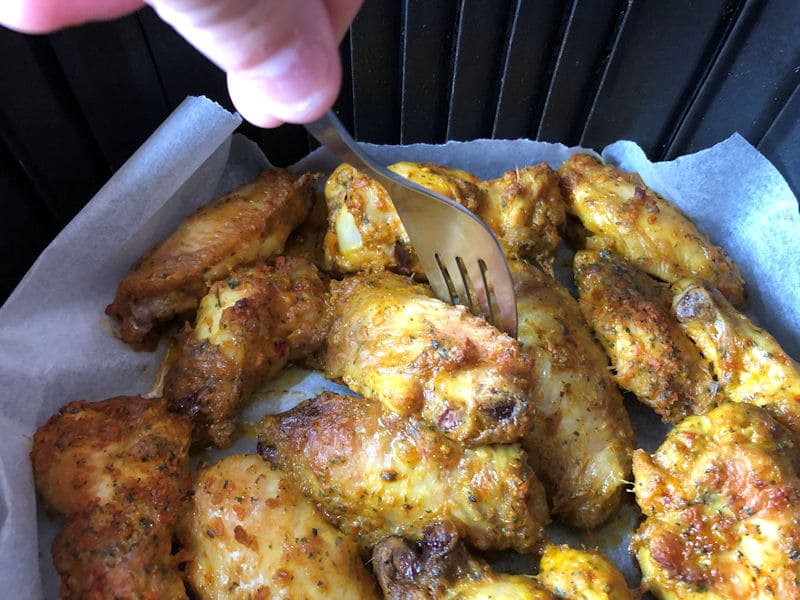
[30,396,192,599]
[558,153,744,305]
[511,259,634,528]
[325,270,533,446]
[373,522,556,599]
[179,454,379,599]
[537,544,638,599]
[631,402,800,599]
[163,256,330,448]
[323,163,422,275]
[672,279,800,442]
[574,250,721,423]
[258,391,549,554]
[389,161,566,269]
[106,169,315,346]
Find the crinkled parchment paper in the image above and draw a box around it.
[1,96,798,597]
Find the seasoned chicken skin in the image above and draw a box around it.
[558,153,744,305]
[511,259,633,528]
[537,544,638,600]
[107,169,315,345]
[631,402,800,599]
[325,271,533,446]
[30,396,192,599]
[323,163,422,275]
[574,250,721,423]
[373,522,555,599]
[672,279,800,442]
[180,454,379,599]
[389,161,566,268]
[258,392,549,554]
[164,256,330,448]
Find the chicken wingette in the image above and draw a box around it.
[107,169,315,346]
[631,402,800,599]
[323,163,422,275]
[672,278,800,442]
[574,250,721,423]
[537,544,638,600]
[163,256,330,448]
[373,523,556,599]
[389,161,566,268]
[325,271,533,446]
[323,161,566,276]
[557,153,744,305]
[511,259,633,528]
[30,396,192,599]
[179,454,379,599]
[257,391,549,554]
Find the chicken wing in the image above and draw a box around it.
[258,391,549,554]
[323,163,422,275]
[537,544,637,600]
[672,279,800,442]
[325,270,533,446]
[30,396,192,599]
[574,250,721,423]
[373,522,555,599]
[163,256,330,448]
[179,454,379,599]
[511,259,634,528]
[557,153,744,305]
[389,161,566,268]
[106,169,315,346]
[631,402,800,599]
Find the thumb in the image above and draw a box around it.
[146,0,345,127]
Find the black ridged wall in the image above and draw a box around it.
[1,0,798,301]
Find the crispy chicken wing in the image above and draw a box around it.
[631,402,800,599]
[163,256,330,448]
[325,271,533,446]
[574,250,721,423]
[558,153,744,305]
[106,169,315,345]
[672,279,800,442]
[323,163,422,275]
[30,396,192,599]
[373,522,555,599]
[179,454,379,599]
[389,161,566,268]
[258,391,549,554]
[537,544,637,600]
[511,259,634,528]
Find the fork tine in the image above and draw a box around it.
[305,110,518,337]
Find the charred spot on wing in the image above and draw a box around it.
[257,442,279,464]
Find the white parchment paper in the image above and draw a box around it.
[1,96,798,597]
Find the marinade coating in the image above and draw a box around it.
[574,250,721,423]
[30,396,192,599]
[107,169,315,345]
[511,259,633,529]
[389,161,566,269]
[373,523,555,600]
[180,454,379,599]
[632,402,800,599]
[258,391,549,554]
[325,270,533,446]
[163,256,330,448]
[537,543,638,600]
[672,278,800,442]
[558,153,744,305]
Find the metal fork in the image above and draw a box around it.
[305,110,517,337]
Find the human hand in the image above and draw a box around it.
[0,0,363,127]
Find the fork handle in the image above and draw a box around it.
[305,110,381,176]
